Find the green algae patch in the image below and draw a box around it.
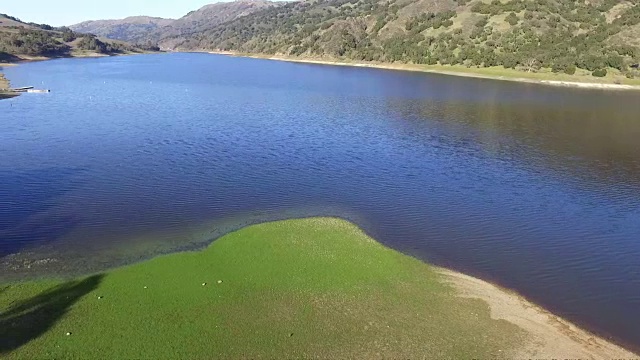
[0,218,524,358]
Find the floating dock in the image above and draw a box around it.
[11,86,34,91]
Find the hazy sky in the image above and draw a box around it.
[2,0,232,26]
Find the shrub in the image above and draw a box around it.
[564,64,576,75]
[592,68,607,77]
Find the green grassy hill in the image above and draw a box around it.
[167,0,640,79]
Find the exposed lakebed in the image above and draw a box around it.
[1,53,639,349]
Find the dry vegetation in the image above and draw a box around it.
[69,0,280,45]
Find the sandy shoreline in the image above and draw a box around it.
[208,51,640,91]
[439,268,638,358]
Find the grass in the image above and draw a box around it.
[0,218,524,358]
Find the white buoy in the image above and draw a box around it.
[217,280,223,284]
[66,332,72,336]
[202,282,207,286]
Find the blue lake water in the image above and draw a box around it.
[1,53,640,350]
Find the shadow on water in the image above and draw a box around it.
[0,168,85,256]
[0,92,18,100]
[0,169,81,232]
[0,216,81,257]
[0,274,103,354]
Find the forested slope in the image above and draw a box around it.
[169,0,640,78]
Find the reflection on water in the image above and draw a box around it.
[0,53,639,350]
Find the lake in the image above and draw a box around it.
[1,53,639,350]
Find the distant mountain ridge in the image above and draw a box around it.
[70,17,175,43]
[70,0,280,46]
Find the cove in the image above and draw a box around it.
[1,53,639,350]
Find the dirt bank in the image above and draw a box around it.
[439,269,637,358]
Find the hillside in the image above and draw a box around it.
[70,0,280,47]
[0,14,158,62]
[166,0,640,79]
[70,17,174,43]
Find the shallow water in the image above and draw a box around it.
[1,53,639,350]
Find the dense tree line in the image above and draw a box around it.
[76,34,149,54]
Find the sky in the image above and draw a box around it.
[2,0,229,27]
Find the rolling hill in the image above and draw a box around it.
[70,0,281,47]
[0,13,158,62]
[70,16,174,43]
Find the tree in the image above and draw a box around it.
[564,64,576,75]
[606,53,624,71]
[501,53,518,69]
[505,12,519,26]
